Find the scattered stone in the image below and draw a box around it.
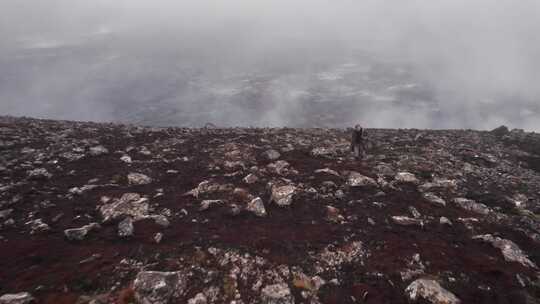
[423,193,446,207]
[270,185,296,206]
[154,232,163,244]
[89,145,109,156]
[326,205,344,223]
[452,198,491,215]
[0,292,35,304]
[26,219,50,234]
[316,241,367,268]
[311,147,335,157]
[400,253,426,281]
[133,271,189,304]
[118,217,134,238]
[69,184,99,195]
[473,234,537,268]
[187,293,207,304]
[246,197,267,217]
[409,206,421,218]
[315,168,340,177]
[243,173,259,184]
[395,172,419,184]
[199,200,223,211]
[120,155,132,163]
[405,278,460,304]
[391,216,423,227]
[347,172,377,187]
[439,217,453,225]
[64,223,101,241]
[27,168,52,180]
[99,193,150,222]
[261,283,293,304]
[263,149,281,161]
[127,173,152,185]
[267,160,291,175]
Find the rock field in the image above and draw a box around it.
[1,116,540,303]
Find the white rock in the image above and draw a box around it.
[120,155,132,163]
[99,193,150,222]
[127,173,152,185]
[199,200,223,211]
[405,278,460,304]
[0,292,35,304]
[439,217,452,225]
[395,172,419,184]
[270,185,296,206]
[347,172,377,187]
[452,198,491,215]
[133,271,189,304]
[314,168,340,177]
[27,168,52,180]
[263,149,281,161]
[473,234,537,268]
[243,173,259,184]
[188,293,207,304]
[391,216,423,227]
[247,197,267,217]
[423,193,446,207]
[118,217,134,238]
[89,145,109,156]
[261,283,294,304]
[64,223,101,241]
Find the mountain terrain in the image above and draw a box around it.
[1,116,540,304]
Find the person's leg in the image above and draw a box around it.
[354,145,360,158]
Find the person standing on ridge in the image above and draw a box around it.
[351,124,365,159]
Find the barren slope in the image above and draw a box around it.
[1,116,540,304]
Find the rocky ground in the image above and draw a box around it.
[1,116,540,304]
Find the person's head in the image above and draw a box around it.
[355,124,362,131]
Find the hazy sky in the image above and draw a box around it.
[1,0,539,129]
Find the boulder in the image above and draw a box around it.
[27,168,52,180]
[405,278,460,304]
[261,283,293,304]
[452,198,491,215]
[490,125,510,137]
[270,185,296,206]
[247,197,267,217]
[391,216,423,227]
[395,172,419,184]
[0,292,35,304]
[99,193,150,222]
[64,223,101,241]
[243,173,259,184]
[263,149,281,161]
[423,193,446,207]
[199,200,223,211]
[118,217,134,238]
[473,234,537,268]
[89,145,109,156]
[127,173,152,185]
[347,172,377,187]
[133,271,189,304]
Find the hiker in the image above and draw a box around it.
[351,124,365,159]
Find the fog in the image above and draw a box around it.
[1,0,539,130]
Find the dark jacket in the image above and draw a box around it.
[351,128,363,150]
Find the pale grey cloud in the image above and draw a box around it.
[0,0,539,130]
